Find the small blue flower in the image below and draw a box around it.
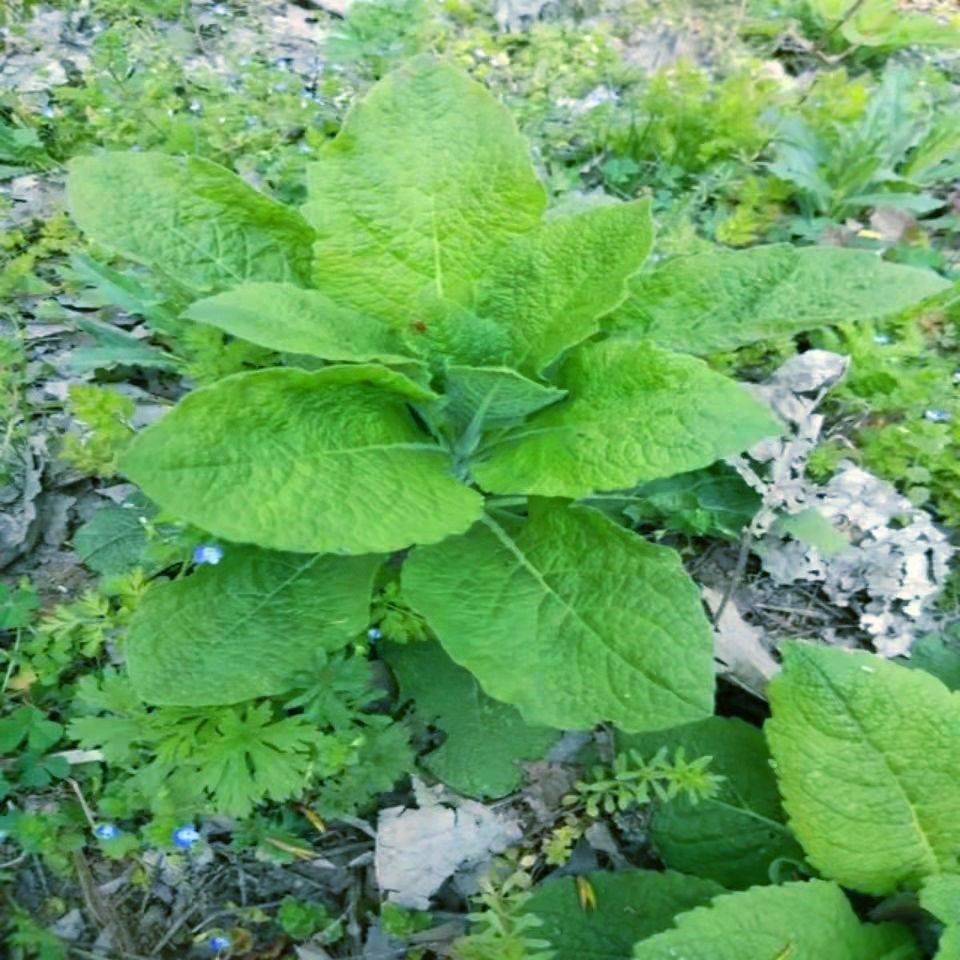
[367,627,382,641]
[172,825,202,849]
[94,823,121,841]
[872,333,892,345]
[193,544,224,566]
[208,934,232,954]
[924,408,952,424]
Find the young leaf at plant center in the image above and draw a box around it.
[609,245,952,356]
[72,495,157,577]
[618,716,804,889]
[442,365,566,439]
[920,875,960,960]
[120,365,483,555]
[632,880,919,960]
[398,292,514,367]
[626,464,760,541]
[305,55,546,326]
[471,340,779,499]
[765,643,960,895]
[474,199,654,376]
[127,546,381,706]
[67,153,315,293]
[403,500,715,732]
[520,869,722,960]
[383,639,558,798]
[183,282,412,364]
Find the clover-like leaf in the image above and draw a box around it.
[121,365,483,555]
[403,500,715,732]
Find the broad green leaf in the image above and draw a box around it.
[67,153,315,292]
[72,496,155,576]
[610,245,952,355]
[900,631,960,692]
[304,56,546,326]
[120,365,483,555]
[521,869,722,960]
[831,0,960,48]
[625,464,760,541]
[383,640,557,798]
[443,365,566,435]
[183,282,411,363]
[471,340,778,499]
[128,546,380,706]
[475,199,654,375]
[921,875,960,960]
[775,507,849,556]
[398,292,514,367]
[68,253,182,335]
[633,880,919,960]
[403,500,715,732]
[67,317,179,373]
[766,643,960,895]
[619,717,804,889]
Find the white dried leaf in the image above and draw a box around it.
[770,350,850,394]
[703,587,779,696]
[734,353,952,658]
[375,785,521,909]
[759,463,953,657]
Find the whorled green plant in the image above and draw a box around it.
[66,56,949,734]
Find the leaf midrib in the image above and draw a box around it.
[480,513,706,715]
[809,656,941,877]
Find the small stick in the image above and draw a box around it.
[712,526,754,625]
[66,778,98,830]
